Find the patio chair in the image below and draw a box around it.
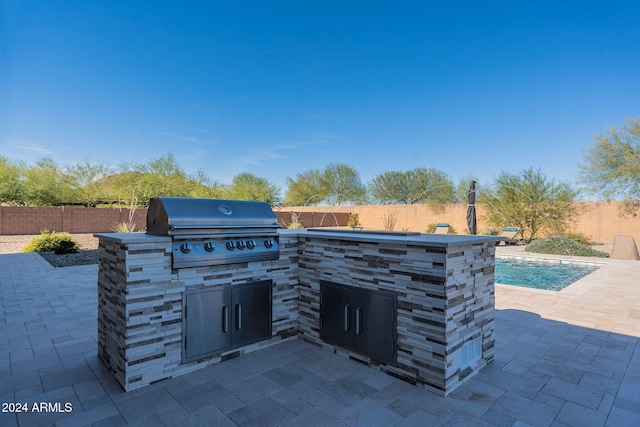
[434,223,450,234]
[497,227,523,245]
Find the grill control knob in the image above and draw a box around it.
[246,239,256,249]
[264,239,274,249]
[180,242,192,254]
[236,240,246,250]
[204,242,215,252]
[226,241,236,250]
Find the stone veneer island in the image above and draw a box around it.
[96,229,500,396]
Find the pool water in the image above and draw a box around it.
[495,258,601,291]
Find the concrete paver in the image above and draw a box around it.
[1,248,639,426]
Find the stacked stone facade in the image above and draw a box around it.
[96,230,496,396]
[296,233,495,395]
[97,233,299,391]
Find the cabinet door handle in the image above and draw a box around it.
[356,307,362,335]
[344,304,350,331]
[236,304,242,330]
[222,305,229,333]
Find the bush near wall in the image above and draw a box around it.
[23,230,79,254]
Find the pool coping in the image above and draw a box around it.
[495,253,607,267]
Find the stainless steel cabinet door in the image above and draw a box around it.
[320,280,397,366]
[231,280,272,347]
[184,288,232,360]
[353,289,396,365]
[320,281,354,348]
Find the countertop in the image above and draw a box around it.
[95,229,504,248]
[282,228,504,248]
[93,232,171,244]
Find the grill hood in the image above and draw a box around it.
[146,197,281,238]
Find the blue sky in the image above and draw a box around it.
[1,1,639,198]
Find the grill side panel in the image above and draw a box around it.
[146,198,170,235]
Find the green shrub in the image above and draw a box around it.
[23,230,79,254]
[564,232,591,246]
[481,228,499,236]
[382,210,397,231]
[112,221,136,233]
[347,213,361,229]
[287,212,304,229]
[525,236,609,258]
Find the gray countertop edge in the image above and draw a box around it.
[93,232,171,244]
[95,230,504,248]
[281,228,504,247]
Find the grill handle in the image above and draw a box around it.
[356,307,362,335]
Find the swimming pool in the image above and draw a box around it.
[495,257,602,291]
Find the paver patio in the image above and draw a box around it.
[1,247,639,426]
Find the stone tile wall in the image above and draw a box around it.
[297,236,495,396]
[97,231,494,396]
[97,234,298,391]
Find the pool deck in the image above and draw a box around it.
[495,246,640,337]
[1,248,639,426]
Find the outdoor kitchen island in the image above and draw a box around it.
[96,228,499,397]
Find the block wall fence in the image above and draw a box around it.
[0,202,637,244]
[0,206,149,235]
[0,206,349,235]
[277,201,640,245]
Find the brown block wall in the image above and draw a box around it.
[0,207,348,235]
[0,206,148,235]
[65,208,148,233]
[0,206,64,235]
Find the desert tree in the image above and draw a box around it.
[284,163,366,206]
[66,160,113,206]
[284,168,325,206]
[22,158,76,206]
[408,167,455,206]
[482,168,579,243]
[579,117,640,214]
[320,163,367,205]
[369,167,454,205]
[453,175,481,204]
[368,171,412,204]
[0,156,26,205]
[228,172,282,206]
[111,152,224,206]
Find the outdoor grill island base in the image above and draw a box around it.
[96,229,499,396]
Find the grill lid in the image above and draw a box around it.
[146,197,281,237]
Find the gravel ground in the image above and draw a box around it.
[0,233,99,267]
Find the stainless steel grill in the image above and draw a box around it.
[146,197,281,268]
